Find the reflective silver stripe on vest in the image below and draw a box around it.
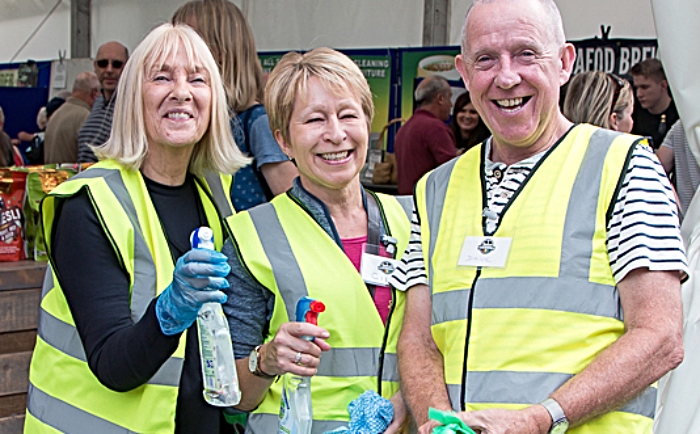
[446,372,655,418]
[424,159,458,295]
[431,289,471,325]
[559,128,620,279]
[315,347,398,380]
[432,275,621,326]
[248,203,308,321]
[36,305,183,387]
[41,266,54,299]
[621,385,657,419]
[447,383,461,411]
[381,353,400,382]
[395,195,414,220]
[71,168,157,321]
[27,382,139,434]
[204,173,234,219]
[246,413,347,434]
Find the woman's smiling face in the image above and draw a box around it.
[276,76,368,195]
[142,45,212,153]
[457,102,481,135]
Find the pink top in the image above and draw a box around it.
[341,235,392,324]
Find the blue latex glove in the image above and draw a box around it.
[156,248,230,335]
[324,390,393,434]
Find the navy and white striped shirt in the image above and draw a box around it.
[77,93,115,163]
[389,140,687,291]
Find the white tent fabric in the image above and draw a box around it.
[0,0,423,63]
[245,1,423,51]
[0,0,661,64]
[651,0,700,432]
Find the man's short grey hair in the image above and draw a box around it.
[415,76,450,106]
[73,71,99,93]
[461,0,566,55]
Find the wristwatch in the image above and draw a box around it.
[248,345,276,379]
[540,398,569,434]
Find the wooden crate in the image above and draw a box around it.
[0,260,47,434]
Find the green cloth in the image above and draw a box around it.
[428,408,476,434]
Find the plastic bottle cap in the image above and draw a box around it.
[191,227,215,250]
[309,301,325,313]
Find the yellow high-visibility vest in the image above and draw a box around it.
[25,159,233,433]
[228,191,410,434]
[416,124,655,433]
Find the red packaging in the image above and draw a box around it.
[0,170,28,261]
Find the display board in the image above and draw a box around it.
[397,47,463,125]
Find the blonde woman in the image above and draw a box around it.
[25,23,249,434]
[563,70,635,132]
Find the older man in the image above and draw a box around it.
[44,72,100,164]
[391,0,687,433]
[394,75,456,195]
[77,41,128,163]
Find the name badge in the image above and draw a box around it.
[361,253,400,286]
[458,236,512,268]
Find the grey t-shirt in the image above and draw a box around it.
[661,120,700,217]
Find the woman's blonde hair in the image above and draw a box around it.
[96,22,251,176]
[172,0,263,113]
[563,70,633,130]
[265,47,374,145]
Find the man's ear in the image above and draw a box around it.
[661,79,669,91]
[559,43,576,86]
[456,54,470,91]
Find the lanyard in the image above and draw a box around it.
[365,193,382,298]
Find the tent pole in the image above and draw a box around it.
[71,0,91,58]
[423,0,450,46]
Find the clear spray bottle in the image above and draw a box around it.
[191,226,241,407]
[278,296,326,434]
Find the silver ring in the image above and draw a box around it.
[295,352,302,364]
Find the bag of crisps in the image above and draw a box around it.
[24,167,75,261]
[0,170,28,261]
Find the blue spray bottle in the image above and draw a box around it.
[191,227,241,407]
[278,296,325,434]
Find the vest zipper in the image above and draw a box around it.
[373,191,393,396]
[460,267,481,411]
[377,286,398,396]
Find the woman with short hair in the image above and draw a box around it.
[223,47,411,433]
